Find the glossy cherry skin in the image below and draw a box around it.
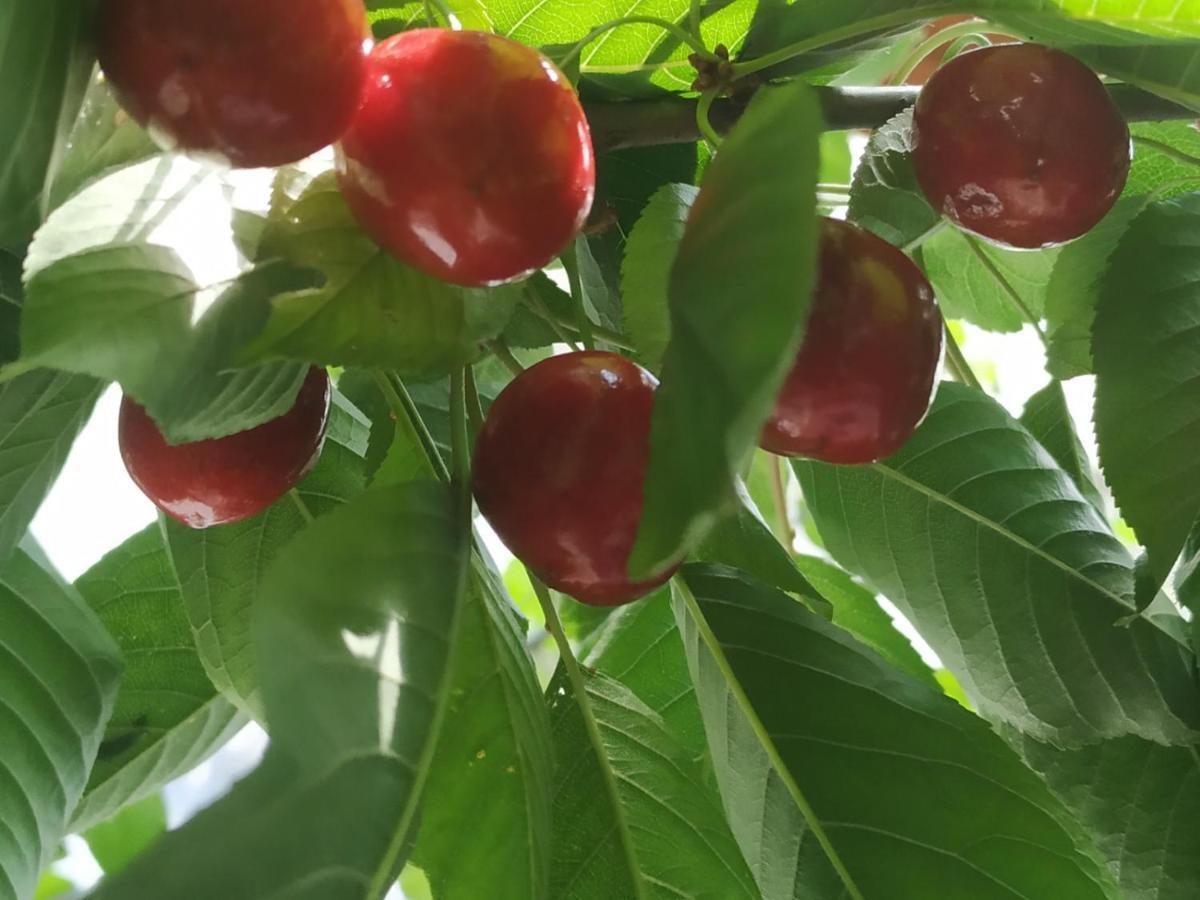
[119,368,331,528]
[912,43,1131,249]
[761,218,943,464]
[336,29,596,287]
[97,0,369,168]
[472,352,674,606]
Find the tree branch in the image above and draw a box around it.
[585,83,1196,152]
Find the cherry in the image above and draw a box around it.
[911,43,1131,249]
[96,0,369,168]
[119,367,331,528]
[761,218,942,464]
[336,29,595,287]
[472,352,674,606]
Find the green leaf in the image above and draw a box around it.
[1020,380,1105,514]
[631,82,822,575]
[34,872,72,899]
[793,554,940,691]
[84,794,167,876]
[1017,735,1200,900]
[0,549,121,900]
[23,156,316,443]
[71,526,244,831]
[847,109,938,250]
[621,183,697,372]
[548,666,758,899]
[0,0,95,243]
[794,382,1200,746]
[1127,122,1200,196]
[164,395,368,716]
[921,228,1059,333]
[0,247,22,364]
[0,369,102,562]
[92,481,470,900]
[240,171,520,375]
[410,562,554,900]
[1094,193,1200,582]
[675,563,1121,900]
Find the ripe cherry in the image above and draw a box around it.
[912,43,1131,248]
[472,352,674,606]
[119,367,331,528]
[336,29,595,287]
[97,0,369,168]
[761,218,942,464]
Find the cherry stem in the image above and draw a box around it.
[901,219,949,255]
[373,370,451,482]
[287,488,315,525]
[464,365,485,445]
[488,340,527,378]
[942,323,982,391]
[768,455,795,551]
[449,368,470,488]
[696,88,723,149]
[688,0,703,40]
[962,234,1048,346]
[1133,134,1200,171]
[556,15,715,71]
[561,244,597,351]
[888,19,1009,85]
[531,307,635,351]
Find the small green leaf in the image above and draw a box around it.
[621,183,697,371]
[675,563,1121,900]
[240,172,521,375]
[795,383,1200,746]
[847,109,937,249]
[84,794,167,876]
[631,81,822,576]
[1094,193,1200,582]
[72,526,244,831]
[0,549,121,900]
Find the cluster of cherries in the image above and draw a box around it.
[104,0,1132,605]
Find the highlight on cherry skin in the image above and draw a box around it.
[911,42,1132,249]
[761,217,943,465]
[472,352,677,607]
[119,367,332,529]
[96,0,370,168]
[336,28,596,287]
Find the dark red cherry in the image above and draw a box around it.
[119,368,331,528]
[912,43,1131,248]
[472,352,674,606]
[97,0,369,168]
[336,29,595,287]
[761,218,942,464]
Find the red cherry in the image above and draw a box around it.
[119,368,332,528]
[472,352,674,606]
[336,29,596,287]
[97,0,369,168]
[762,218,942,464]
[912,43,1131,248]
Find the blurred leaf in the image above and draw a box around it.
[241,172,521,375]
[0,369,101,563]
[163,395,368,716]
[675,563,1121,900]
[631,82,821,575]
[0,246,22,364]
[72,526,244,831]
[793,554,939,691]
[0,549,121,899]
[794,383,1200,746]
[23,156,313,443]
[818,132,852,186]
[34,872,73,899]
[621,183,697,371]
[1094,194,1200,582]
[1017,734,1200,900]
[84,794,167,875]
[1020,380,1105,514]
[0,0,95,243]
[411,563,554,899]
[92,482,470,900]
[547,666,758,899]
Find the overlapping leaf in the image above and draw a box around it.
[1020,380,1105,513]
[631,81,821,575]
[675,563,1121,900]
[0,549,121,900]
[72,526,245,831]
[794,383,1200,746]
